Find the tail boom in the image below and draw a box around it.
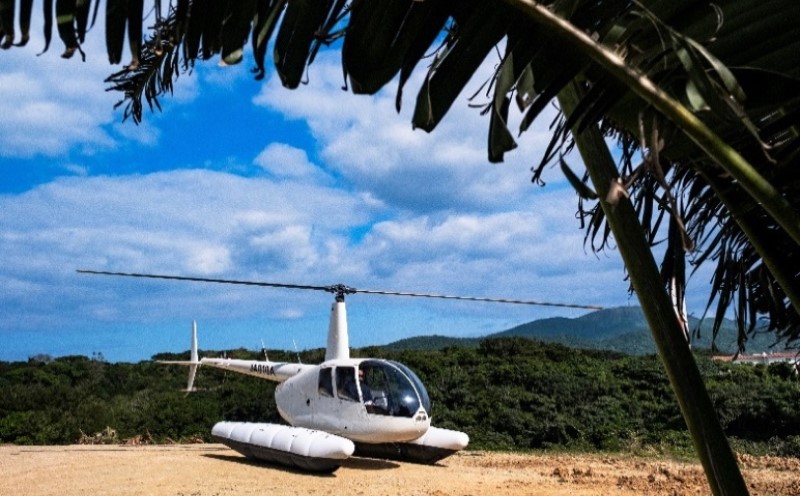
[157,321,312,391]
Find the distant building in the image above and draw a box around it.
[713,351,799,374]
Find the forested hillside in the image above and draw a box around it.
[385,306,787,355]
[2,338,798,457]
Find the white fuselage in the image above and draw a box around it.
[199,356,432,443]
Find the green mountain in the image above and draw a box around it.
[381,334,482,351]
[383,306,787,355]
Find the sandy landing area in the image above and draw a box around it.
[1,444,797,496]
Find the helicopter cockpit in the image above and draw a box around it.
[320,360,431,418]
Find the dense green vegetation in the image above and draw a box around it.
[2,338,798,458]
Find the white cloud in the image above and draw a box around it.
[254,142,330,182]
[0,9,205,160]
[2,169,374,269]
[363,212,542,262]
[0,164,630,341]
[253,51,560,215]
[349,186,626,306]
[0,169,386,330]
[0,13,127,157]
[248,224,320,269]
[0,68,116,157]
[186,245,233,275]
[243,49,639,315]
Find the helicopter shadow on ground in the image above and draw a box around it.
[203,453,399,475]
[342,457,401,471]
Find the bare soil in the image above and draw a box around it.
[1,444,797,496]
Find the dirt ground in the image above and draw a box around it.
[1,444,798,496]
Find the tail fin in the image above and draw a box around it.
[186,320,199,392]
[157,320,201,393]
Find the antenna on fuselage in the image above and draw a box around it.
[292,339,302,364]
[260,339,269,362]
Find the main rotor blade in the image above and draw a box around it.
[76,270,336,292]
[77,270,602,310]
[353,288,603,310]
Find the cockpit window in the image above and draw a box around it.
[358,360,429,418]
[389,360,432,414]
[318,367,333,397]
[335,366,359,402]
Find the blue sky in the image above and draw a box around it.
[0,10,707,362]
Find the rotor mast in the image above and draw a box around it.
[326,298,349,361]
[324,285,356,361]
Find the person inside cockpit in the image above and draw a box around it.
[358,366,373,404]
[339,366,373,404]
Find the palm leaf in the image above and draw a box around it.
[343,0,447,96]
[274,0,335,89]
[105,0,126,64]
[55,0,80,57]
[126,0,142,67]
[199,0,223,60]
[251,0,288,80]
[39,0,54,54]
[0,0,14,48]
[17,0,33,45]
[412,2,510,132]
[221,0,258,65]
[75,0,90,43]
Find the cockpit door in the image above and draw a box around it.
[335,366,360,402]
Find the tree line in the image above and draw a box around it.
[1,337,798,457]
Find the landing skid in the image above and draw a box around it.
[216,436,345,473]
[355,426,469,465]
[353,442,459,465]
[211,422,354,473]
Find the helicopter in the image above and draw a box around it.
[77,269,602,472]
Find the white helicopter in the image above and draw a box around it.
[78,270,601,472]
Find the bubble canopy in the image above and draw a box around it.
[358,359,432,417]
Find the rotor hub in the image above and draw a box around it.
[327,284,357,302]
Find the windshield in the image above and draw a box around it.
[358,360,431,417]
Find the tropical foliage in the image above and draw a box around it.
[2,340,799,457]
